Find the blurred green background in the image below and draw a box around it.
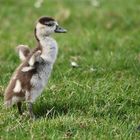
[0,0,140,139]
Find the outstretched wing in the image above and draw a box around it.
[16,45,31,61]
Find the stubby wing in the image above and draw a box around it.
[28,50,42,66]
[16,45,31,61]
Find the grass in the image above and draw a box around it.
[0,0,140,139]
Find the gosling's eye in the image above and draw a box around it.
[46,23,54,27]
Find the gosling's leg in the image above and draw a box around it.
[17,102,23,115]
[28,102,35,119]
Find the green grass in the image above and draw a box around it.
[0,0,140,139]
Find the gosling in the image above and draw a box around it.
[4,16,67,118]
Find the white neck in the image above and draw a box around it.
[39,36,58,64]
[39,36,51,53]
[36,33,51,41]
[39,36,54,47]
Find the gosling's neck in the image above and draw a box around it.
[37,36,57,56]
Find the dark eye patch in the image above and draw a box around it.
[45,22,55,27]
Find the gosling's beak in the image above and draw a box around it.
[55,25,67,33]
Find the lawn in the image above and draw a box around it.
[0,0,140,139]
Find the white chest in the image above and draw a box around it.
[30,37,58,92]
[40,37,58,64]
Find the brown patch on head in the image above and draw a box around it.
[38,16,55,25]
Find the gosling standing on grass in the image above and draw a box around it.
[4,16,67,118]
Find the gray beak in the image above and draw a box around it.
[55,25,67,33]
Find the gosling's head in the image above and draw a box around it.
[35,16,67,40]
